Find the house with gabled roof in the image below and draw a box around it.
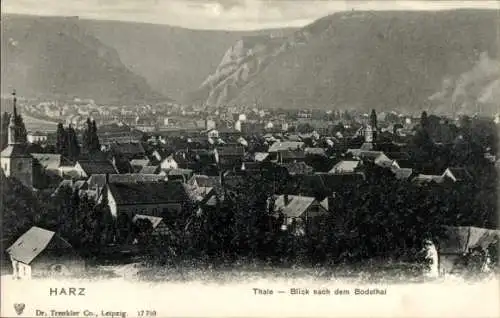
[329,160,361,174]
[186,174,224,206]
[271,194,329,236]
[106,181,192,219]
[74,159,118,178]
[6,226,85,279]
[435,226,500,276]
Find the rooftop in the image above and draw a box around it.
[6,227,72,265]
[107,181,190,206]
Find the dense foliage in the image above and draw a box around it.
[55,123,81,160]
[82,118,101,153]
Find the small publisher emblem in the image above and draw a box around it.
[14,303,25,315]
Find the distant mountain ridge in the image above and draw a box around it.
[1,15,166,104]
[1,14,294,103]
[2,11,499,114]
[79,20,296,101]
[191,10,499,115]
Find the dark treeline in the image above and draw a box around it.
[56,117,101,160]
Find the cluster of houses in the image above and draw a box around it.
[2,94,499,279]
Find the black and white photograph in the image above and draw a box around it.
[1,1,499,317]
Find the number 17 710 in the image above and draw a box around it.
[137,310,157,316]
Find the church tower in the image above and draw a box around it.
[8,90,20,145]
[360,109,378,150]
[1,90,33,188]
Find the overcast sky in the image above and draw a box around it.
[2,0,499,30]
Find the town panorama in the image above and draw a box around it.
[1,6,499,284]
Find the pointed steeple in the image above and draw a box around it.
[12,89,18,118]
[8,89,20,145]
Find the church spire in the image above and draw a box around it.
[8,89,20,145]
[12,89,18,119]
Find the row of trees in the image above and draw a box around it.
[56,123,80,160]
[55,118,101,160]
[82,118,101,153]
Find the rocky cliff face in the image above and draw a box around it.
[191,10,499,114]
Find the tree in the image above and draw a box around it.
[420,111,429,129]
[91,120,100,152]
[370,109,377,128]
[369,109,378,141]
[1,170,47,246]
[116,213,133,244]
[82,118,101,153]
[82,118,92,152]
[94,186,115,246]
[66,124,80,160]
[56,123,67,156]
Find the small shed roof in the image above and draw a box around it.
[6,227,71,265]
[437,226,500,254]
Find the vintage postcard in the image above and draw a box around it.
[1,0,499,317]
